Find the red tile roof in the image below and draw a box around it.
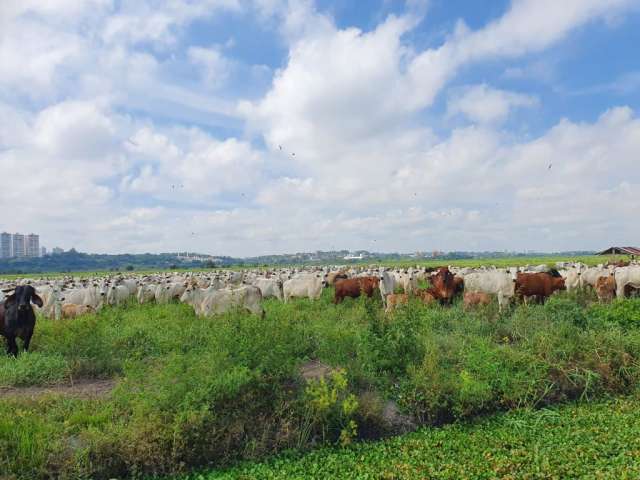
[597,246,640,256]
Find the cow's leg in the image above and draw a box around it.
[23,329,34,352]
[6,335,18,357]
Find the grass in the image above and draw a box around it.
[0,290,639,478]
[195,394,640,479]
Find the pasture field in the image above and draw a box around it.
[0,288,640,478]
[0,254,628,280]
[196,394,640,479]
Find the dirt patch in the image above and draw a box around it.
[299,360,335,382]
[0,379,116,400]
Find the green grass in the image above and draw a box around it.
[196,394,640,479]
[0,291,640,478]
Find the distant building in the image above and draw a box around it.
[52,247,64,255]
[12,233,25,258]
[597,246,640,260]
[41,246,47,257]
[0,232,11,259]
[26,234,39,258]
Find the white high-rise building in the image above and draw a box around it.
[12,233,25,258]
[26,234,40,258]
[0,232,12,259]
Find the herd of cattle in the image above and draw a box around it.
[0,261,639,355]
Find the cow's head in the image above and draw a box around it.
[4,285,43,311]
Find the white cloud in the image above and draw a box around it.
[101,0,242,47]
[0,18,85,97]
[447,84,538,124]
[188,45,231,88]
[120,126,264,200]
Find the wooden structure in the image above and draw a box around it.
[597,246,640,260]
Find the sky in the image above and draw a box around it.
[1,0,639,256]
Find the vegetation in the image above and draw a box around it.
[0,250,229,275]
[196,394,640,479]
[0,290,639,478]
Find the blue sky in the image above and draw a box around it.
[1,0,639,256]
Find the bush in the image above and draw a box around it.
[588,298,640,329]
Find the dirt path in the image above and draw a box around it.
[0,379,116,400]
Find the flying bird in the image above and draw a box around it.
[278,145,282,150]
[548,163,553,170]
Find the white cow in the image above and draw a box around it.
[460,271,516,310]
[378,271,398,307]
[181,286,264,317]
[561,267,583,292]
[283,275,325,302]
[615,266,640,299]
[253,278,283,301]
[107,285,131,306]
[395,270,418,295]
[61,282,108,311]
[155,282,187,304]
[137,284,157,304]
[581,266,614,289]
[120,279,139,296]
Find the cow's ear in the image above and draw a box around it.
[31,294,44,308]
[4,293,16,306]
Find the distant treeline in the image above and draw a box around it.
[0,250,236,274]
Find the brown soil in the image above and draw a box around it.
[0,378,116,400]
[299,359,335,382]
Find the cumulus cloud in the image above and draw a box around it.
[447,84,538,124]
[101,0,242,47]
[121,126,264,200]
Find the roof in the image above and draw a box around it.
[597,246,640,256]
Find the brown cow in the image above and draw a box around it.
[608,260,630,268]
[334,277,380,304]
[327,271,349,286]
[515,272,565,304]
[595,275,616,303]
[453,276,464,297]
[385,293,409,313]
[429,267,457,305]
[463,292,492,309]
[61,304,96,319]
[415,288,438,305]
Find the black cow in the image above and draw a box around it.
[0,285,43,356]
